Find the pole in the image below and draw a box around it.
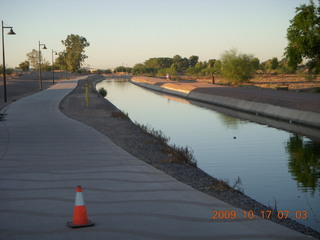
[85,80,89,106]
[52,49,54,84]
[64,52,67,80]
[2,21,7,102]
[38,41,42,90]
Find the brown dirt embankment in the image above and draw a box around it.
[131,76,320,114]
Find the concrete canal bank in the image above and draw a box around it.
[131,76,320,130]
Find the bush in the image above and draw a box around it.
[221,49,255,84]
[157,67,176,76]
[98,87,107,97]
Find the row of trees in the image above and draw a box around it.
[19,34,90,73]
[113,0,319,84]
[112,53,296,84]
[10,1,318,84]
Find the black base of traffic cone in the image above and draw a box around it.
[67,220,95,228]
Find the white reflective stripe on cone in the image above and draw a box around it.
[75,192,85,206]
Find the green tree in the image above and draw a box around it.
[42,60,51,71]
[19,61,30,71]
[144,58,160,68]
[207,59,216,68]
[213,60,222,73]
[114,66,127,73]
[55,52,67,70]
[188,55,199,67]
[265,57,279,71]
[220,49,255,84]
[285,0,320,74]
[286,135,320,195]
[173,55,182,64]
[179,57,189,70]
[144,57,173,70]
[26,49,41,69]
[157,67,176,76]
[133,63,145,74]
[186,61,203,75]
[171,55,187,72]
[277,58,296,74]
[61,34,90,73]
[0,65,13,75]
[251,57,260,71]
[156,57,173,68]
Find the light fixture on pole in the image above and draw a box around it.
[38,41,47,90]
[52,49,57,84]
[1,20,16,103]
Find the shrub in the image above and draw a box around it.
[221,49,255,84]
[157,67,176,76]
[98,87,107,97]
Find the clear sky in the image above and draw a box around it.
[0,0,310,69]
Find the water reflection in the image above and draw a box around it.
[286,135,320,195]
[164,95,191,105]
[96,79,320,231]
[218,115,246,130]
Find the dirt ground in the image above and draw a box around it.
[131,75,320,114]
[0,71,80,110]
[195,74,320,92]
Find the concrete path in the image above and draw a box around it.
[0,78,314,239]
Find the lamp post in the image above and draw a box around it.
[63,51,67,80]
[51,49,57,84]
[1,21,16,103]
[38,41,47,90]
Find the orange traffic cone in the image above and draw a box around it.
[67,186,95,228]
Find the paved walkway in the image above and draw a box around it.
[0,78,314,239]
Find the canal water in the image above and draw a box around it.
[96,79,320,232]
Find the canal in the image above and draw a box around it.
[96,79,320,232]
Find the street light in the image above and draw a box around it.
[1,21,16,103]
[51,49,57,84]
[38,41,47,90]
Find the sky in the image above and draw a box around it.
[0,0,311,69]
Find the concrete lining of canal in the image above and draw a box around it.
[131,76,320,130]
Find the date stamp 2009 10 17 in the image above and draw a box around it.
[211,210,308,220]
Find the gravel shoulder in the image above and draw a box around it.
[60,75,319,239]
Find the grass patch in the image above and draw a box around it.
[205,177,244,193]
[135,122,170,144]
[163,144,197,167]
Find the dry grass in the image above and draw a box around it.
[135,122,197,167]
[162,144,197,167]
[111,111,129,119]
